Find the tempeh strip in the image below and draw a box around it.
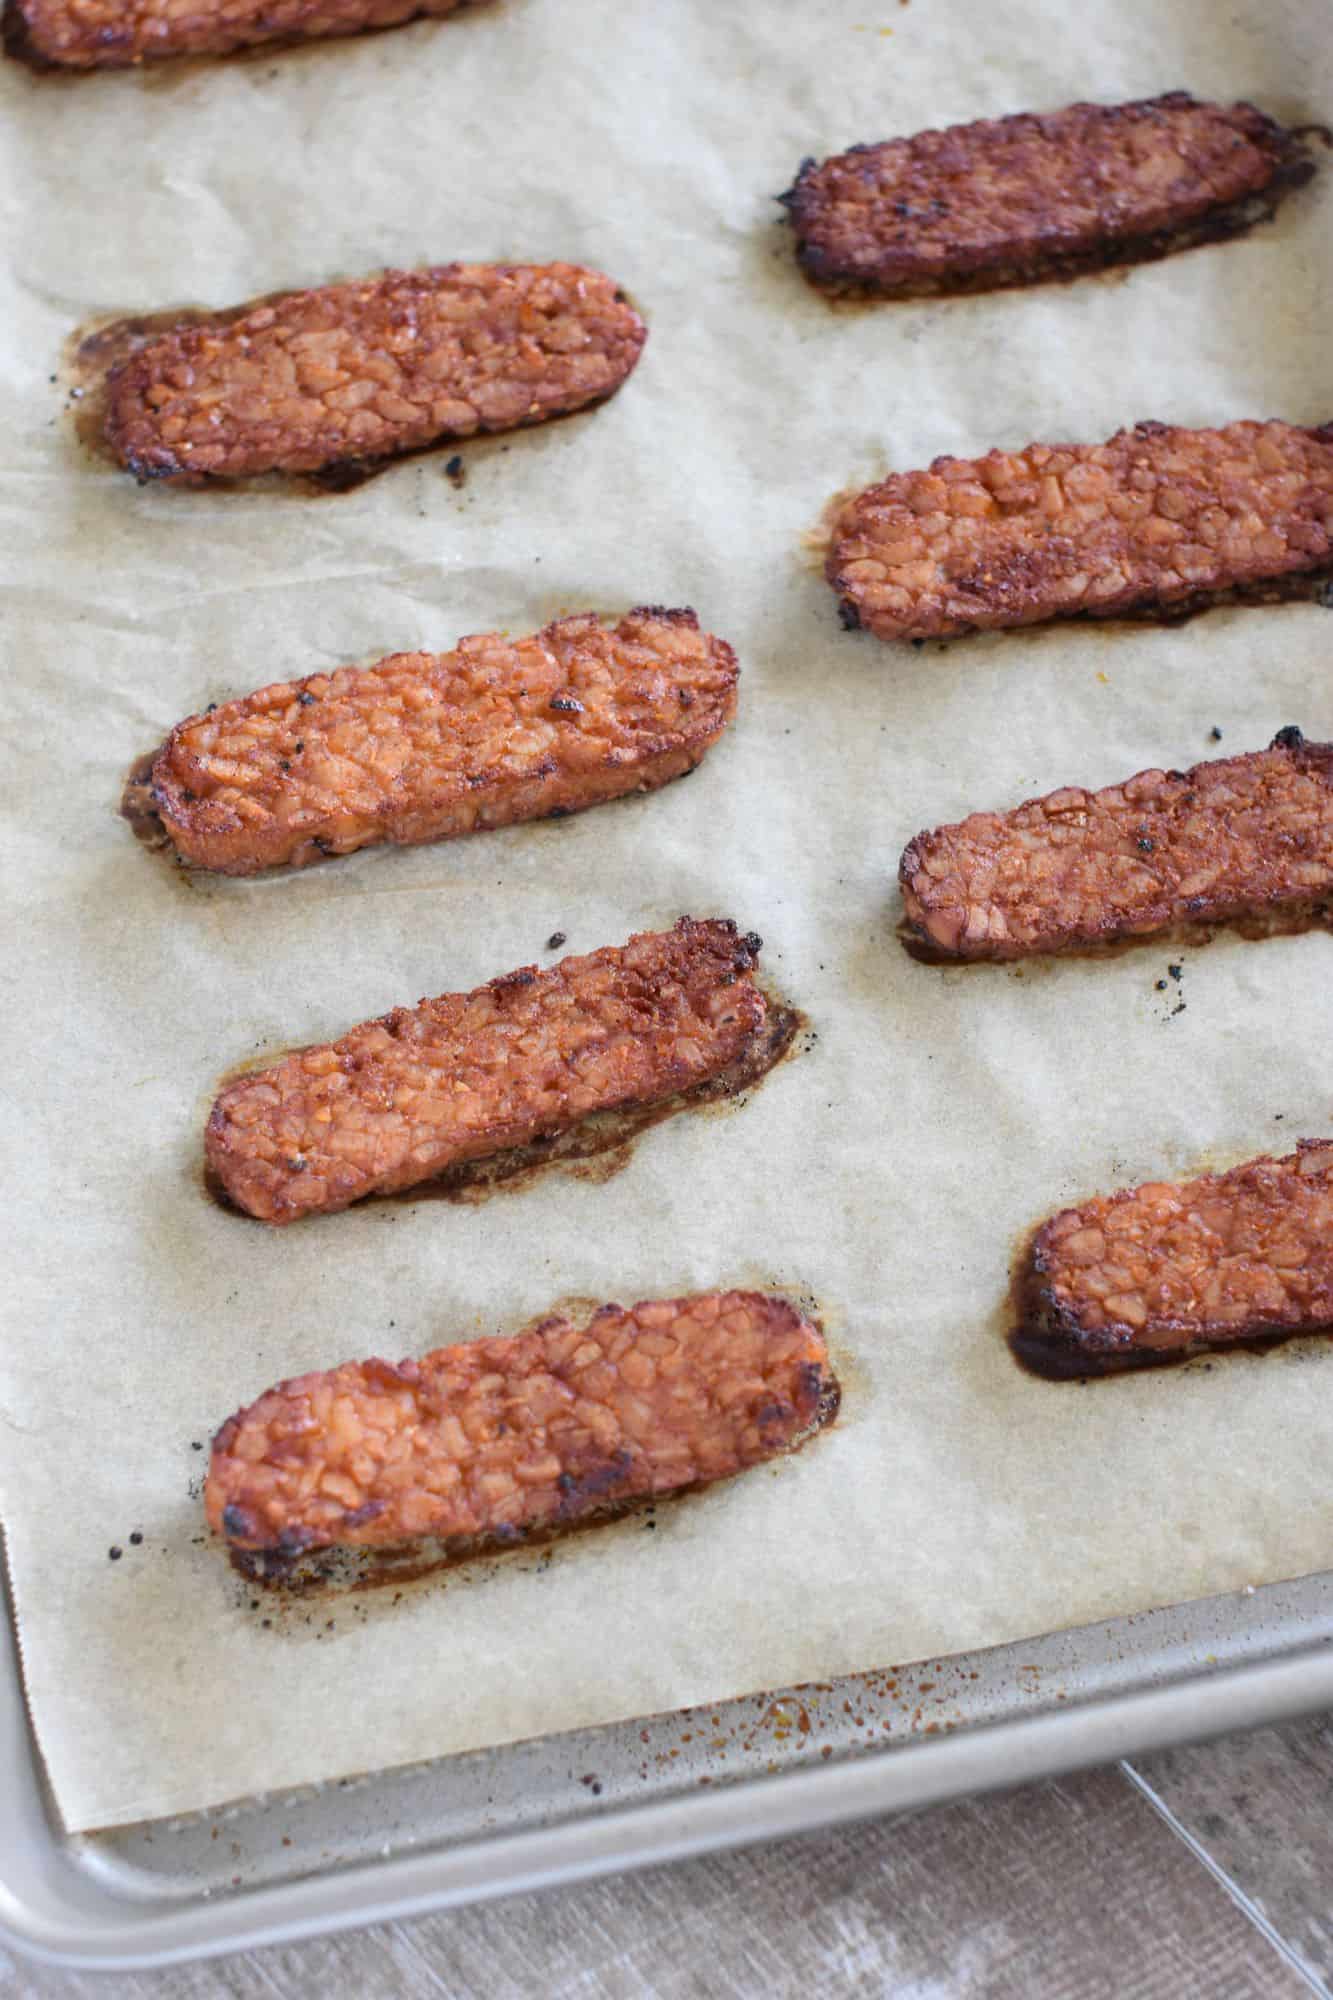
[103,263,646,483]
[781,93,1318,297]
[1013,1144,1333,1377]
[4,0,468,68]
[206,919,771,1224]
[148,609,738,875]
[828,419,1333,641]
[206,1291,840,1556]
[900,729,1333,961]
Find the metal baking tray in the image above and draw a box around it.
[3,1537,1331,1972]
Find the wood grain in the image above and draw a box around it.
[1132,1714,1333,1989]
[0,1759,1310,1999]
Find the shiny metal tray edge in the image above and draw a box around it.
[3,1556,1332,1971]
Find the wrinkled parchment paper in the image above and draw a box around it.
[2,0,1331,1832]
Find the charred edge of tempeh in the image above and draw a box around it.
[1011,1141,1333,1378]
[828,419,1333,642]
[779,94,1322,298]
[145,608,738,876]
[101,263,647,484]
[4,0,470,69]
[835,561,1333,639]
[1,0,42,63]
[205,1292,840,1560]
[204,918,771,1225]
[898,728,1333,963]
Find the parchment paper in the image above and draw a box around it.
[2,0,1331,1834]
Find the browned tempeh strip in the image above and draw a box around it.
[4,0,469,69]
[900,729,1333,961]
[780,93,1318,297]
[149,609,737,875]
[1013,1143,1333,1377]
[206,919,771,1224]
[102,263,646,483]
[828,419,1333,641]
[205,1291,840,1556]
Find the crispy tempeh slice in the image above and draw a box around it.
[1013,1143,1333,1377]
[206,919,771,1224]
[149,609,738,875]
[102,263,646,483]
[900,728,1333,962]
[3,0,467,67]
[828,419,1333,641]
[780,92,1318,297]
[206,1291,840,1556]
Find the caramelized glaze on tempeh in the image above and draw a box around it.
[782,93,1318,297]
[829,419,1333,641]
[5,0,470,67]
[104,263,646,483]
[1014,1144,1333,1376]
[207,1292,840,1555]
[206,921,771,1224]
[900,730,1333,961]
[150,610,737,874]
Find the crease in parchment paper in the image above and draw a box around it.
[1,0,1331,1831]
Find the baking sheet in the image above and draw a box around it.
[1,0,1330,1834]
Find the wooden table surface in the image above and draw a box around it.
[5,1713,1333,1997]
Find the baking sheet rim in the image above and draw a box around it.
[3,1537,1333,1970]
